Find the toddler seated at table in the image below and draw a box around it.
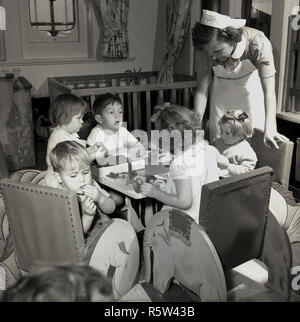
[87,93,146,207]
[213,109,258,176]
[47,140,116,234]
[45,93,104,188]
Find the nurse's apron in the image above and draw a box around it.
[209,59,265,143]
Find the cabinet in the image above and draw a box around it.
[0,76,35,171]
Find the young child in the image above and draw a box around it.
[87,93,145,157]
[45,94,103,187]
[87,93,146,207]
[1,264,113,302]
[48,140,116,234]
[213,110,258,176]
[140,103,220,224]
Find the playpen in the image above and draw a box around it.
[48,71,197,136]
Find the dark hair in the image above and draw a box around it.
[1,264,113,302]
[93,93,122,116]
[192,22,243,49]
[49,94,88,127]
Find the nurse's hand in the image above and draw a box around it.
[264,131,289,149]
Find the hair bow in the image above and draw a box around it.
[151,102,170,122]
[225,110,249,121]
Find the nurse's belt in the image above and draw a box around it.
[201,10,246,30]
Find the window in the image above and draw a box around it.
[18,0,92,60]
[242,0,272,38]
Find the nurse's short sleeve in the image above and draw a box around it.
[249,32,276,78]
[194,50,213,74]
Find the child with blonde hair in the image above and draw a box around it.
[140,103,219,224]
[45,94,103,187]
[1,264,113,302]
[214,109,257,176]
[48,140,115,234]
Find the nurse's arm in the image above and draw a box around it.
[261,76,288,149]
[261,76,277,133]
[194,70,211,123]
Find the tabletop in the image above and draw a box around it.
[97,175,145,199]
[94,164,170,199]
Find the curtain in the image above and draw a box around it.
[86,0,129,60]
[158,0,192,83]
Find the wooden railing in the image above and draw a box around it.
[48,72,197,136]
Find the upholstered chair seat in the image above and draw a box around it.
[0,170,140,300]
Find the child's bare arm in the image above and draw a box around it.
[217,153,230,169]
[79,196,96,233]
[141,178,193,210]
[128,141,147,159]
[97,194,116,214]
[227,158,257,175]
[82,185,116,214]
[87,142,107,161]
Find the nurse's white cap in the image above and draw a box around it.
[201,10,246,29]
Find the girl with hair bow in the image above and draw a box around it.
[213,109,258,176]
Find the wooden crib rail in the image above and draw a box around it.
[48,72,197,136]
[48,77,72,105]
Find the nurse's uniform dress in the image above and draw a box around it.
[195,26,276,143]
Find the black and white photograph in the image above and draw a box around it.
[0,0,300,307]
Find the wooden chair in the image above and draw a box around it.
[251,128,294,187]
[0,173,140,300]
[199,166,292,301]
[141,167,292,301]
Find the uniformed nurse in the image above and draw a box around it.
[192,10,288,149]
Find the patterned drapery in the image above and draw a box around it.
[86,0,129,59]
[158,0,192,83]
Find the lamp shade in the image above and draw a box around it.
[0,6,6,30]
[28,0,76,37]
